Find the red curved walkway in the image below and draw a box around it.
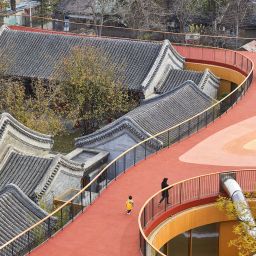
[31,52,256,256]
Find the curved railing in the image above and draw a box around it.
[0,18,254,255]
[138,169,256,256]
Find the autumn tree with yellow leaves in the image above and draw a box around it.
[57,46,136,134]
[0,78,67,135]
[216,195,256,256]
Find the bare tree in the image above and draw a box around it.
[232,0,251,36]
[87,0,166,34]
[207,0,251,36]
[88,0,118,36]
[170,0,204,32]
[118,0,166,30]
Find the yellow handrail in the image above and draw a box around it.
[0,39,254,251]
[138,169,256,256]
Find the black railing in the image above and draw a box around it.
[138,169,256,256]
[0,17,254,256]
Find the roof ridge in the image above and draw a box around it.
[5,26,162,45]
[35,154,84,199]
[0,112,53,150]
[75,117,162,149]
[141,80,202,105]
[0,184,55,219]
[141,39,185,93]
[198,69,220,90]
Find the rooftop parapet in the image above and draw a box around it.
[0,112,53,156]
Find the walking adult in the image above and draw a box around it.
[158,178,170,206]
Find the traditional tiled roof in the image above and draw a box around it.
[0,151,53,198]
[0,184,56,256]
[197,69,220,99]
[75,81,215,148]
[0,28,164,91]
[0,147,106,203]
[34,154,85,200]
[155,69,220,98]
[128,81,215,140]
[0,112,53,154]
[155,69,204,94]
[0,26,185,92]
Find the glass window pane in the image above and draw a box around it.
[166,231,189,256]
[192,223,219,256]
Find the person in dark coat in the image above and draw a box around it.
[158,178,170,206]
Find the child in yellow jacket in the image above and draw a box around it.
[126,195,134,215]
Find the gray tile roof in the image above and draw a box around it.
[127,81,215,139]
[0,28,162,91]
[155,69,220,98]
[0,112,53,152]
[75,81,215,147]
[0,152,53,197]
[0,184,56,256]
[197,69,220,99]
[155,69,204,94]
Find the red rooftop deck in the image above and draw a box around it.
[29,48,256,256]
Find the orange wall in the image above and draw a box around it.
[185,62,245,85]
[218,79,232,98]
[150,201,256,255]
[151,204,230,249]
[219,221,238,256]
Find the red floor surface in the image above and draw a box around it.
[31,52,256,256]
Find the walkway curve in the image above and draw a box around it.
[31,51,256,256]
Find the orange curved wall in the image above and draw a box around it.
[150,201,256,256]
[185,62,245,85]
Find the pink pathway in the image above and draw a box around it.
[31,52,256,256]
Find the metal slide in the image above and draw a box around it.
[221,175,256,238]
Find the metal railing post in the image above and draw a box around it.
[70,201,74,222]
[114,161,117,180]
[133,147,136,166]
[89,185,92,204]
[178,125,181,142]
[198,177,201,199]
[80,192,84,212]
[123,155,126,173]
[11,243,14,256]
[168,130,170,148]
[188,120,191,136]
[143,208,146,228]
[48,218,51,238]
[27,231,30,253]
[152,198,154,220]
[180,183,183,204]
[144,142,147,160]
[61,208,63,230]
[105,168,108,188]
[197,115,200,131]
